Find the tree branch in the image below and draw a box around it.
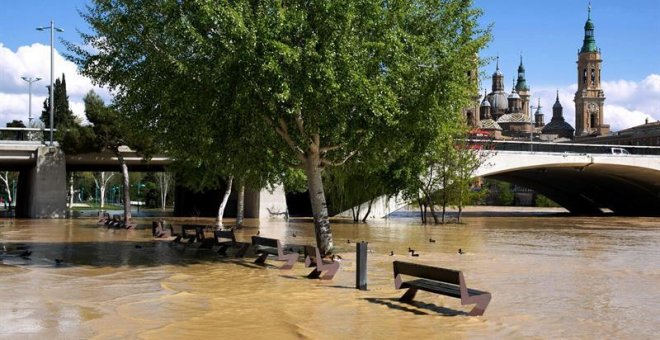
[319,144,342,154]
[319,149,358,167]
[275,118,306,162]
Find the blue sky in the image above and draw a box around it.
[0,0,658,130]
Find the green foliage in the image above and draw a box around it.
[69,0,490,246]
[535,194,560,207]
[41,74,77,129]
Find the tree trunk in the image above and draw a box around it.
[69,173,74,208]
[115,151,131,223]
[361,198,374,223]
[304,153,333,255]
[236,181,245,227]
[457,206,463,223]
[441,203,447,224]
[216,176,233,226]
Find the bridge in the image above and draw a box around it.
[475,141,660,216]
[344,140,660,218]
[1,131,659,218]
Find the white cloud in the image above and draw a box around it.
[0,43,111,126]
[533,74,659,132]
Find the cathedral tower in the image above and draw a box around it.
[515,55,531,117]
[574,4,609,136]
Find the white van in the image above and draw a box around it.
[610,147,630,155]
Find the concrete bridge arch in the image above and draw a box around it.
[475,151,660,216]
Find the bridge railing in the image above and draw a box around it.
[467,139,660,156]
[0,127,55,143]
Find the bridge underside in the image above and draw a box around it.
[489,164,660,216]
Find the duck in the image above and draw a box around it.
[292,232,297,237]
[429,238,436,243]
[389,251,394,256]
[458,248,465,255]
[347,239,351,244]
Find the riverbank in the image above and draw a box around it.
[390,205,569,218]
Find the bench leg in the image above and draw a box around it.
[199,238,214,249]
[319,262,340,280]
[307,269,322,279]
[279,253,298,270]
[399,287,419,303]
[216,245,229,256]
[465,294,491,316]
[234,244,249,258]
[254,252,269,265]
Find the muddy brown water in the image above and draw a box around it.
[1,215,658,339]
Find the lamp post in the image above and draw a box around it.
[21,76,42,130]
[36,20,63,146]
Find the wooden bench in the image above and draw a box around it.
[251,236,298,270]
[152,220,175,238]
[393,261,491,316]
[214,229,250,257]
[303,245,340,280]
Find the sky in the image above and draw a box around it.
[0,0,658,131]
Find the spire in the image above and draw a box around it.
[535,97,542,114]
[580,2,597,53]
[553,90,562,110]
[491,55,504,92]
[516,53,529,92]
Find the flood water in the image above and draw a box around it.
[1,214,658,339]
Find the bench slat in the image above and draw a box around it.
[393,261,460,285]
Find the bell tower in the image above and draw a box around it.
[574,4,609,136]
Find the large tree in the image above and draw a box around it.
[41,73,77,130]
[69,0,488,254]
[59,90,153,225]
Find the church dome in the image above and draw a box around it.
[542,120,575,137]
[480,96,491,107]
[553,98,562,109]
[508,90,520,100]
[488,92,508,111]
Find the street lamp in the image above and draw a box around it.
[36,20,63,146]
[21,76,42,130]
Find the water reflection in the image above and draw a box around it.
[1,215,658,339]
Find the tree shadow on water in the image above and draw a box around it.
[0,240,247,268]
[363,297,466,316]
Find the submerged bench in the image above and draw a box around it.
[303,245,340,280]
[393,261,491,316]
[251,236,298,270]
[214,229,250,257]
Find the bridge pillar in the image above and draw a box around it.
[244,184,288,219]
[23,146,67,218]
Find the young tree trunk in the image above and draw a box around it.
[115,151,131,223]
[304,153,334,255]
[441,203,447,224]
[69,173,74,208]
[354,204,361,223]
[1,172,12,204]
[361,198,374,223]
[157,172,171,210]
[216,176,233,226]
[236,181,245,227]
[457,206,463,223]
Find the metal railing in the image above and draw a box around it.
[467,139,660,156]
[0,127,56,144]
